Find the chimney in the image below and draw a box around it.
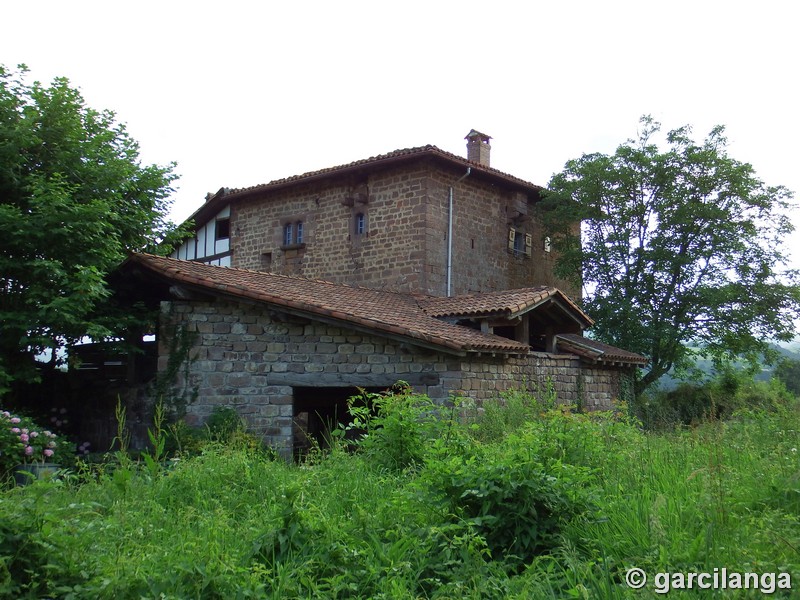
[465,129,491,167]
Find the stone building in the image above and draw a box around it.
[115,132,646,457]
[119,253,645,458]
[171,130,579,299]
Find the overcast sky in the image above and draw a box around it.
[3,1,799,270]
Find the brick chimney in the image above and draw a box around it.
[465,129,491,167]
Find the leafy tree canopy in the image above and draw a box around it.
[540,116,800,394]
[0,65,188,392]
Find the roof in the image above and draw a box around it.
[124,254,531,355]
[418,287,593,327]
[121,254,645,366]
[556,333,648,367]
[188,144,546,228]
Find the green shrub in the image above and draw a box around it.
[420,419,598,569]
[635,369,795,429]
[206,406,246,442]
[342,383,456,471]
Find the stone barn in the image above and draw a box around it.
[119,253,646,459]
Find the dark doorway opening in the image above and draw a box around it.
[292,386,383,459]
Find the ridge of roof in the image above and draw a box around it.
[224,145,544,198]
[187,144,545,226]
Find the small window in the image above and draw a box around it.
[508,227,532,257]
[296,221,304,244]
[355,212,366,236]
[215,218,230,241]
[513,231,525,255]
[284,223,293,246]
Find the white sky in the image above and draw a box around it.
[2,1,799,270]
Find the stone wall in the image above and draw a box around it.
[231,164,431,293]
[227,159,580,299]
[424,165,575,297]
[159,298,629,458]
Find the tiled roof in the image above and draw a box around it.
[556,333,648,367]
[125,254,531,355]
[418,287,593,326]
[188,145,545,226]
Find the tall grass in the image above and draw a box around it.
[1,388,799,598]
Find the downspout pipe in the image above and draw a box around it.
[447,167,471,296]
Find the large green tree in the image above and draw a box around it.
[0,65,186,392]
[540,116,800,394]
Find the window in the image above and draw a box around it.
[282,220,306,247]
[355,212,366,236]
[507,227,532,258]
[215,218,230,241]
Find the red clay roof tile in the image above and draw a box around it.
[126,254,531,355]
[556,333,648,366]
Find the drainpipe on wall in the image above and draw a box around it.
[447,168,471,297]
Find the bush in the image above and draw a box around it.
[420,413,599,569]
[341,383,457,471]
[634,369,795,429]
[0,410,63,477]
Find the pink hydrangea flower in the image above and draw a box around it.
[30,431,38,438]
[11,427,20,434]
[20,433,29,443]
[24,446,33,456]
[43,449,54,458]
[10,417,20,424]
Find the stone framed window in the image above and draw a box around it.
[354,212,367,236]
[507,227,532,258]
[281,217,307,250]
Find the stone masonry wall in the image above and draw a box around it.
[160,299,628,458]
[447,353,627,410]
[423,164,579,298]
[228,158,580,299]
[231,164,431,292]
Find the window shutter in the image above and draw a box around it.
[508,227,516,252]
[524,233,532,257]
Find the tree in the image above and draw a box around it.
[775,358,800,397]
[0,65,187,393]
[540,116,800,394]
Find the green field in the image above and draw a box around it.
[2,387,799,599]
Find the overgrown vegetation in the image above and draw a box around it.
[1,383,799,598]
